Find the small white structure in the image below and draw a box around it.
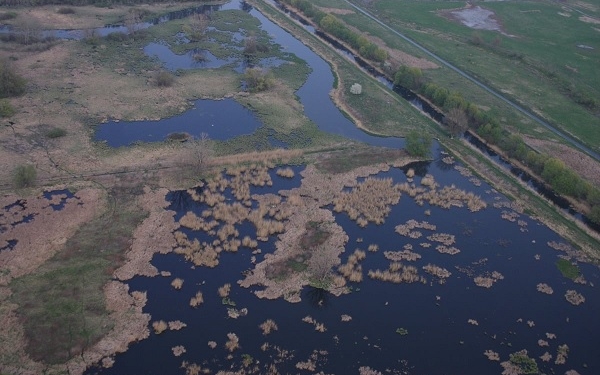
[350,83,362,95]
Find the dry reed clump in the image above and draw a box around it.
[301,315,327,332]
[367,244,379,252]
[168,321,187,330]
[538,339,549,347]
[181,361,202,375]
[173,231,220,268]
[341,314,352,322]
[540,352,552,362]
[296,360,316,371]
[443,156,456,165]
[546,332,557,339]
[406,168,415,178]
[227,308,248,319]
[152,320,168,334]
[547,241,589,263]
[467,319,479,325]
[536,283,554,295]
[259,319,278,335]
[397,181,487,211]
[384,249,421,262]
[190,291,204,307]
[208,341,217,349]
[423,264,452,279]
[172,345,186,357]
[171,278,184,290]
[338,249,366,282]
[225,333,240,352]
[555,344,569,364]
[501,210,520,222]
[101,357,115,368]
[276,167,295,178]
[359,366,384,375]
[527,320,535,327]
[427,233,455,246]
[218,283,231,298]
[368,262,426,284]
[484,350,500,361]
[394,219,436,237]
[436,245,461,255]
[332,177,403,226]
[420,242,431,248]
[473,271,503,288]
[241,235,258,248]
[565,290,585,305]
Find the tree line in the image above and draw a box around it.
[279,0,387,63]
[394,66,600,224]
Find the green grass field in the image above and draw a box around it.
[344,0,600,151]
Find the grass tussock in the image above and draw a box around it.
[171,278,184,290]
[259,319,278,335]
[189,291,204,307]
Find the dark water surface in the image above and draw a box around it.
[86,147,599,375]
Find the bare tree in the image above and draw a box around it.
[125,10,142,37]
[184,13,209,41]
[186,132,212,175]
[446,107,468,137]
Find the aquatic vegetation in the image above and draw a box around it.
[384,249,421,262]
[540,352,553,362]
[368,262,426,284]
[564,290,585,305]
[396,327,408,335]
[152,320,168,334]
[367,243,379,252]
[168,321,187,331]
[423,264,451,280]
[276,167,295,178]
[171,278,184,290]
[536,283,554,295]
[181,361,202,375]
[259,319,278,335]
[341,314,352,322]
[503,350,539,375]
[467,319,479,326]
[555,344,569,365]
[538,339,549,347]
[556,259,581,280]
[227,308,248,319]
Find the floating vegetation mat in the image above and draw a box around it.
[85,158,599,375]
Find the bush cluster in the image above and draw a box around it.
[1,59,26,98]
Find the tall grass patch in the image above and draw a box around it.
[10,187,147,364]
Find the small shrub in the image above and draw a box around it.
[243,67,273,92]
[0,12,17,21]
[0,59,26,98]
[350,83,362,95]
[0,98,15,117]
[57,7,76,15]
[405,130,432,157]
[155,70,175,87]
[13,164,36,188]
[46,127,67,138]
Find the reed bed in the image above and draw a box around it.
[396,182,487,212]
[536,283,554,295]
[384,249,421,262]
[227,308,248,319]
[540,352,553,362]
[181,361,202,375]
[208,341,217,349]
[427,233,456,246]
[467,319,479,325]
[368,262,426,284]
[189,291,204,307]
[367,244,379,252]
[225,333,240,352]
[332,177,403,226]
[338,249,365,282]
[276,167,295,178]
[538,339,549,347]
[171,278,184,290]
[423,264,452,279]
[394,219,436,238]
[565,290,585,305]
[435,245,461,255]
[259,319,278,335]
[473,271,503,288]
[341,314,352,322]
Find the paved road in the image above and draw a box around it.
[342,0,600,162]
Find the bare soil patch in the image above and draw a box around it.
[439,5,511,35]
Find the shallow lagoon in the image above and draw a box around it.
[86,150,599,375]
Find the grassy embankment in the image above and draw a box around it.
[347,0,600,152]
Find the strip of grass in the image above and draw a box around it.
[9,187,147,364]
